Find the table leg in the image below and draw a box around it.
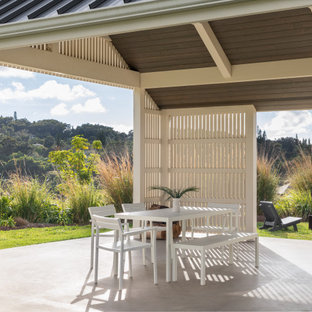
[166,221,172,282]
[181,220,186,258]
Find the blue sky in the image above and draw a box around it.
[0,66,311,139]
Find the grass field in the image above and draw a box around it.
[0,225,92,249]
[0,222,311,250]
[257,222,312,240]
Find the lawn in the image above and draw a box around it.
[257,222,312,240]
[0,225,92,249]
[0,222,311,250]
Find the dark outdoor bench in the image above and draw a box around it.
[259,201,302,232]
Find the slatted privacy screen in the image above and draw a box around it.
[142,105,255,231]
[58,37,129,69]
[144,93,162,207]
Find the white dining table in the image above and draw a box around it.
[115,206,232,282]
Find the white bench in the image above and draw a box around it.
[172,232,259,285]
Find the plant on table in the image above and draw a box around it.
[150,186,199,212]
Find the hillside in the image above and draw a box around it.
[0,116,132,178]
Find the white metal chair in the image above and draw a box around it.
[122,203,167,264]
[191,203,241,237]
[89,205,116,269]
[92,214,158,290]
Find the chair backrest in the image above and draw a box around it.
[208,203,240,214]
[259,201,282,225]
[88,205,116,219]
[122,203,145,213]
[92,214,123,232]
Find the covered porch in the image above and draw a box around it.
[1,0,312,310]
[1,0,312,232]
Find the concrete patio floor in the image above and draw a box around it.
[0,234,312,312]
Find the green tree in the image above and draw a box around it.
[49,135,100,183]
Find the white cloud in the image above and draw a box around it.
[262,111,312,139]
[71,98,106,114]
[50,103,70,116]
[101,123,132,134]
[0,67,35,78]
[0,80,95,102]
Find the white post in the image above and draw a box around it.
[161,111,169,204]
[245,106,257,232]
[133,88,145,203]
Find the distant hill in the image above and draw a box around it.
[0,116,132,178]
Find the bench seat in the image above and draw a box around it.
[173,232,259,285]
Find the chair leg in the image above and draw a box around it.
[90,222,94,269]
[119,251,124,291]
[191,219,194,239]
[255,237,259,268]
[142,221,146,266]
[172,247,177,282]
[152,230,158,285]
[200,249,206,286]
[150,220,154,264]
[94,227,99,284]
[128,251,133,278]
[113,230,118,277]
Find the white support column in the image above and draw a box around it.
[245,106,257,232]
[161,111,169,204]
[133,88,145,203]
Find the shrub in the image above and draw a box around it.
[257,153,279,210]
[275,189,312,221]
[9,174,54,223]
[0,216,16,228]
[97,153,133,213]
[63,179,104,224]
[0,194,11,218]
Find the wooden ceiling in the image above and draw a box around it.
[111,8,312,73]
[111,25,215,72]
[147,78,312,111]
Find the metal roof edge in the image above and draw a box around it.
[0,0,312,48]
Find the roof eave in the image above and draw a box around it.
[0,0,312,49]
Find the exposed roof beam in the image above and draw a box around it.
[0,0,312,49]
[141,57,312,89]
[194,22,231,78]
[0,47,140,88]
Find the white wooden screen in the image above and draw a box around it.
[141,103,256,231]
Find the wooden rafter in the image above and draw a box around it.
[193,22,232,78]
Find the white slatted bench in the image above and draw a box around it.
[172,232,259,286]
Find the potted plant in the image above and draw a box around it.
[150,186,199,212]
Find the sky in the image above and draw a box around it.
[0,66,312,139]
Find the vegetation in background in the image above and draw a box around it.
[9,174,55,223]
[97,153,133,212]
[62,179,104,224]
[257,152,279,210]
[0,116,132,179]
[49,135,102,183]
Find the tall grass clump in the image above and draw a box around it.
[289,149,312,193]
[97,153,133,212]
[9,174,54,223]
[275,189,312,220]
[257,152,279,210]
[63,179,104,224]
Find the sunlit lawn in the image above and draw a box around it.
[0,222,311,250]
[0,225,93,249]
[257,222,312,240]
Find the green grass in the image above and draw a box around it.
[0,225,93,249]
[257,222,312,240]
[1,222,311,250]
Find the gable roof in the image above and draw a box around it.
[0,0,147,24]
